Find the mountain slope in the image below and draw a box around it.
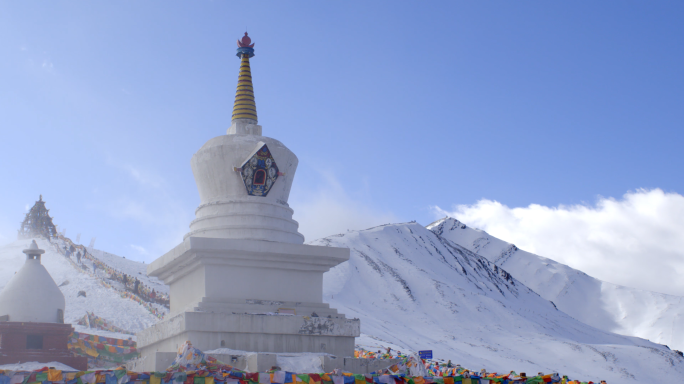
[0,238,160,334]
[428,217,684,352]
[4,226,682,380]
[85,247,169,296]
[313,222,684,382]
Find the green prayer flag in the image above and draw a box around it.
[194,377,205,384]
[297,375,310,383]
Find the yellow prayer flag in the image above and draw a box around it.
[47,370,63,382]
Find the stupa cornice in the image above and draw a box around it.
[149,236,349,283]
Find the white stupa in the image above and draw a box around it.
[135,34,359,371]
[0,240,65,323]
[0,240,87,369]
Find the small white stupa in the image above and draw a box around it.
[0,240,65,323]
[0,240,87,370]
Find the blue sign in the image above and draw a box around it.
[419,350,432,359]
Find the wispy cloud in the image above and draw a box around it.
[41,59,53,72]
[130,244,149,256]
[291,170,398,242]
[433,189,684,296]
[0,214,17,247]
[92,159,193,261]
[122,164,164,189]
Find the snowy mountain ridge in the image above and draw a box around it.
[428,217,684,352]
[314,222,684,382]
[1,224,683,381]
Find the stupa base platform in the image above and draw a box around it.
[136,311,360,371]
[0,322,88,370]
[128,350,400,374]
[0,352,88,371]
[193,297,343,318]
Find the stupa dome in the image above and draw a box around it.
[0,240,65,323]
[186,33,304,244]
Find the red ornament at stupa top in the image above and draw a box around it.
[237,32,255,48]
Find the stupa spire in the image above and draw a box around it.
[232,32,258,123]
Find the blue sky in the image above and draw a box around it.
[1,1,683,262]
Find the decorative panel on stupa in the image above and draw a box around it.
[239,143,279,197]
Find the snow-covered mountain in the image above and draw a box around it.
[84,246,169,298]
[0,238,162,336]
[428,217,684,353]
[313,222,684,382]
[3,226,683,381]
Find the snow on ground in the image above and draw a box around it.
[429,217,684,352]
[204,348,258,357]
[72,325,135,341]
[0,238,160,334]
[276,355,324,374]
[204,348,327,373]
[355,334,406,354]
[85,247,168,295]
[3,223,683,380]
[314,222,684,383]
[0,361,76,371]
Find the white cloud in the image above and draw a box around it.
[41,59,54,72]
[92,159,193,261]
[291,171,398,242]
[434,189,684,297]
[130,244,149,256]
[107,198,159,225]
[0,214,18,247]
